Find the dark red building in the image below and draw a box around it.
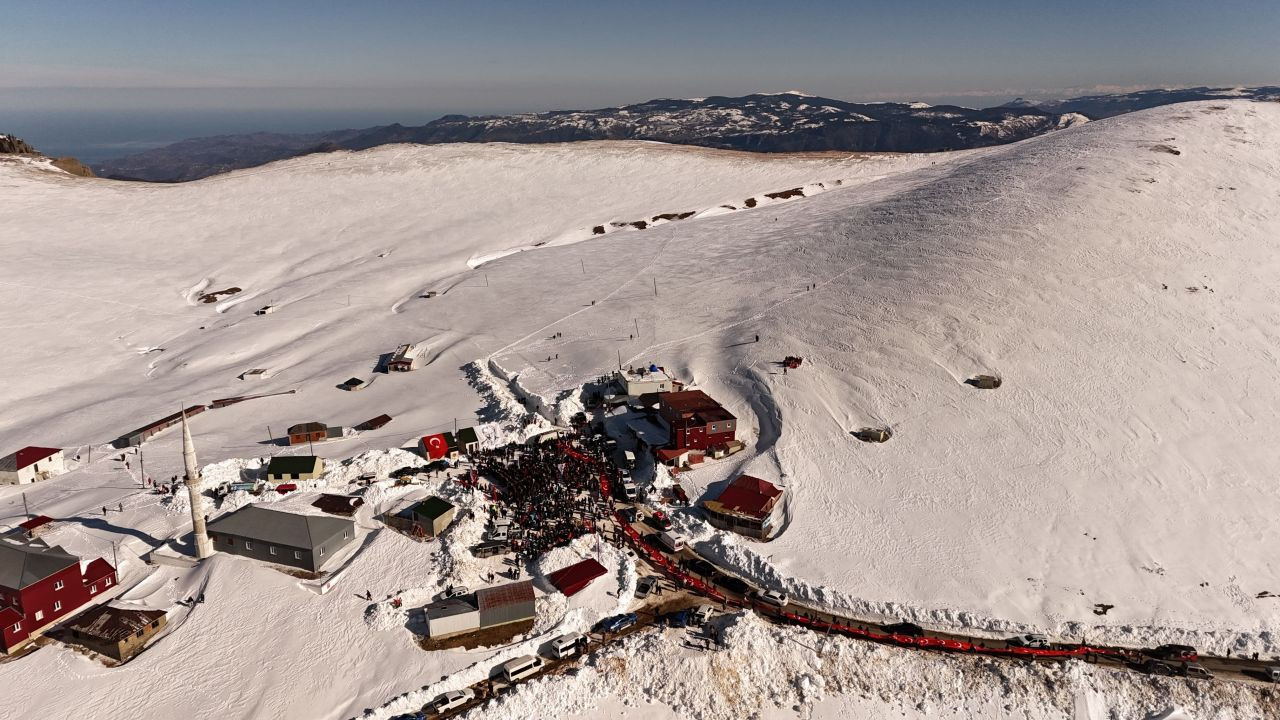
[0,539,116,653]
[658,390,737,451]
[546,558,608,597]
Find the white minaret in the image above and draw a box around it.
[181,409,214,560]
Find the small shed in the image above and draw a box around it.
[853,427,892,443]
[425,597,479,639]
[287,422,328,446]
[387,343,422,372]
[341,378,365,392]
[476,580,535,629]
[546,558,608,597]
[356,414,392,432]
[410,497,456,537]
[455,427,479,454]
[967,374,1002,389]
[65,605,167,662]
[254,305,276,316]
[266,455,325,483]
[16,515,54,539]
[240,368,271,381]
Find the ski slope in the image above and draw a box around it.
[2,101,1279,720]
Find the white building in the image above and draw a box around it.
[613,365,675,396]
[0,447,65,485]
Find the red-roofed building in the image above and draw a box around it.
[0,540,117,653]
[16,516,54,540]
[658,390,736,451]
[700,474,786,541]
[0,447,65,486]
[547,558,608,597]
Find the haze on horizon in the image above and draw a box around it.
[3,0,1278,160]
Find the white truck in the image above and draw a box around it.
[657,530,686,553]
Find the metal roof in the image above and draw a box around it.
[206,505,354,550]
[546,558,608,597]
[287,422,327,435]
[413,496,455,521]
[425,596,478,619]
[476,580,534,611]
[0,539,79,590]
[705,474,783,520]
[266,456,323,475]
[0,447,60,473]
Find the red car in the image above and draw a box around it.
[651,510,673,531]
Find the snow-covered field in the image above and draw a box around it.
[2,101,1279,719]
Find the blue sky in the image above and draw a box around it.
[2,0,1277,158]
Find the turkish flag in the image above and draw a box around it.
[422,433,448,460]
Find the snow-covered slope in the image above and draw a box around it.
[2,100,1279,720]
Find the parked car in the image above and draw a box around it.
[686,559,716,577]
[690,604,715,625]
[650,510,673,531]
[714,575,750,595]
[753,589,789,608]
[635,576,659,598]
[1182,663,1213,680]
[1006,634,1051,649]
[618,507,638,523]
[597,613,639,634]
[441,585,469,599]
[883,622,925,637]
[1142,659,1177,676]
[1147,644,1198,661]
[1264,666,1280,682]
[430,688,475,713]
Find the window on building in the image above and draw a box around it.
[90,584,98,594]
[53,601,62,612]
[135,629,144,638]
[319,547,325,556]
[34,610,44,622]
[293,550,302,560]
[225,536,234,545]
[54,580,64,591]
[11,622,20,633]
[150,620,159,628]
[245,541,253,550]
[269,546,277,555]
[104,577,112,587]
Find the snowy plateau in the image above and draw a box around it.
[1,100,1279,720]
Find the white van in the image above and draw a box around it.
[690,604,714,625]
[551,632,585,659]
[622,482,638,501]
[489,527,509,543]
[501,654,544,682]
[657,531,686,553]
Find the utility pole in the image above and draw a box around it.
[267,426,274,446]
[653,277,658,297]
[308,435,315,455]
[112,541,118,571]
[633,318,640,339]
[139,446,145,484]
[580,259,586,275]
[617,348,622,371]
[22,492,29,519]
[485,273,489,287]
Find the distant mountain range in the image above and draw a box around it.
[92,87,1279,182]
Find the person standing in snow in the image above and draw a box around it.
[755,334,759,343]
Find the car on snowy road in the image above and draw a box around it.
[713,575,750,595]
[597,613,638,634]
[882,622,925,637]
[1146,644,1198,661]
[685,559,716,577]
[635,576,659,598]
[440,585,469,599]
[429,688,475,713]
[1006,634,1051,649]
[752,589,789,608]
[648,510,673,531]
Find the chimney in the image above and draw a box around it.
[182,408,214,560]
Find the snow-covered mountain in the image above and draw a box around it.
[93,92,1086,182]
[3,101,1280,720]
[1002,85,1280,118]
